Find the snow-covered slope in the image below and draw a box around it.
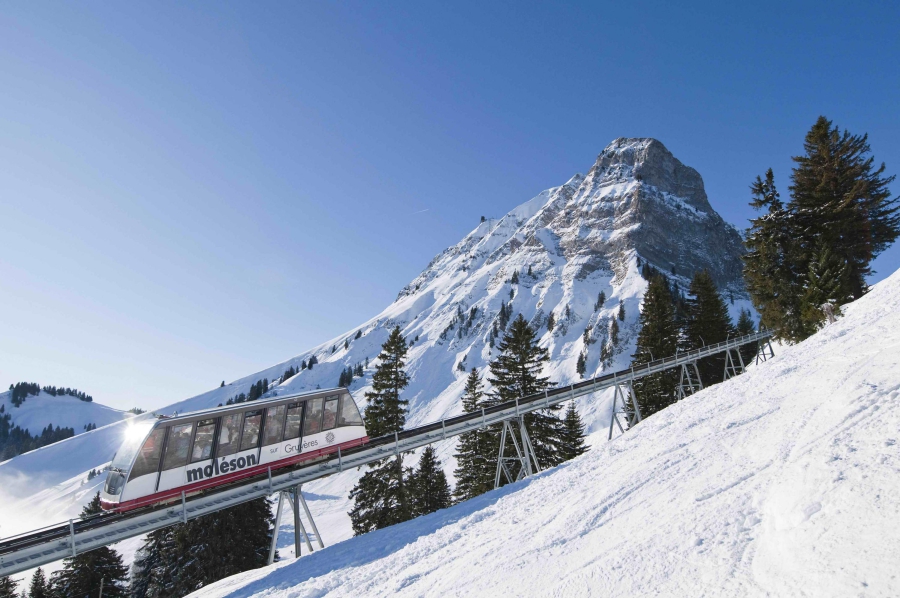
[0,390,129,435]
[191,266,900,598]
[0,138,752,551]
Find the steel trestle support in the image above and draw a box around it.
[755,338,775,364]
[723,347,746,380]
[677,361,703,401]
[494,417,541,489]
[608,378,641,440]
[0,329,774,577]
[266,485,324,565]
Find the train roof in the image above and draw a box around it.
[153,387,350,426]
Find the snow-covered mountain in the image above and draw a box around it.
[164,137,751,430]
[0,138,753,554]
[192,255,900,598]
[0,389,130,436]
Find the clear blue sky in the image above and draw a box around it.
[2,1,898,410]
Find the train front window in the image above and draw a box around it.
[240,411,262,451]
[162,423,194,470]
[303,398,324,435]
[191,419,217,463]
[262,405,286,446]
[339,394,364,426]
[323,397,339,431]
[218,413,242,457]
[110,420,157,472]
[129,427,166,480]
[283,403,302,440]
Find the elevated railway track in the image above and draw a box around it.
[0,330,774,576]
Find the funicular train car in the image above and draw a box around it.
[101,388,367,512]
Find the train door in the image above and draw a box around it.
[157,422,195,492]
[281,401,303,458]
[301,397,324,453]
[259,404,287,464]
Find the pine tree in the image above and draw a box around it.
[0,577,17,598]
[546,312,555,332]
[618,301,625,321]
[355,330,362,339]
[683,270,734,386]
[51,493,128,598]
[609,318,619,347]
[130,528,171,598]
[735,309,756,365]
[28,569,48,598]
[632,276,679,418]
[802,243,849,330]
[510,270,519,284]
[575,351,586,378]
[790,117,899,301]
[349,327,411,534]
[743,169,808,341]
[130,498,273,598]
[488,315,561,475]
[408,447,451,517]
[558,402,588,461]
[595,291,606,311]
[745,119,898,342]
[453,368,494,502]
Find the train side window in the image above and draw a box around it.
[262,405,286,446]
[162,423,194,471]
[240,411,263,451]
[323,397,339,430]
[191,419,217,463]
[302,398,324,436]
[339,394,364,426]
[217,413,242,457]
[283,403,302,440]
[129,427,166,480]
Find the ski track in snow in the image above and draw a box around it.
[189,268,900,598]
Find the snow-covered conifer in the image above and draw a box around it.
[408,447,451,517]
[632,275,679,418]
[488,315,562,474]
[51,493,128,598]
[349,327,412,534]
[558,402,588,461]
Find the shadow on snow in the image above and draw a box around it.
[221,470,561,598]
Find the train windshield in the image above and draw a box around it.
[111,420,157,472]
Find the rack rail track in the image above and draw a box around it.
[0,330,773,576]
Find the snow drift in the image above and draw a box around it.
[191,267,900,597]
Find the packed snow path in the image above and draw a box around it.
[193,271,900,597]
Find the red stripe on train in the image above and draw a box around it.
[102,436,369,513]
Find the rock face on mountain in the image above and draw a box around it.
[400,138,745,302]
[591,138,746,291]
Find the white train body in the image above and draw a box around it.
[101,389,367,512]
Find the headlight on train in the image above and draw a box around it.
[105,471,126,496]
